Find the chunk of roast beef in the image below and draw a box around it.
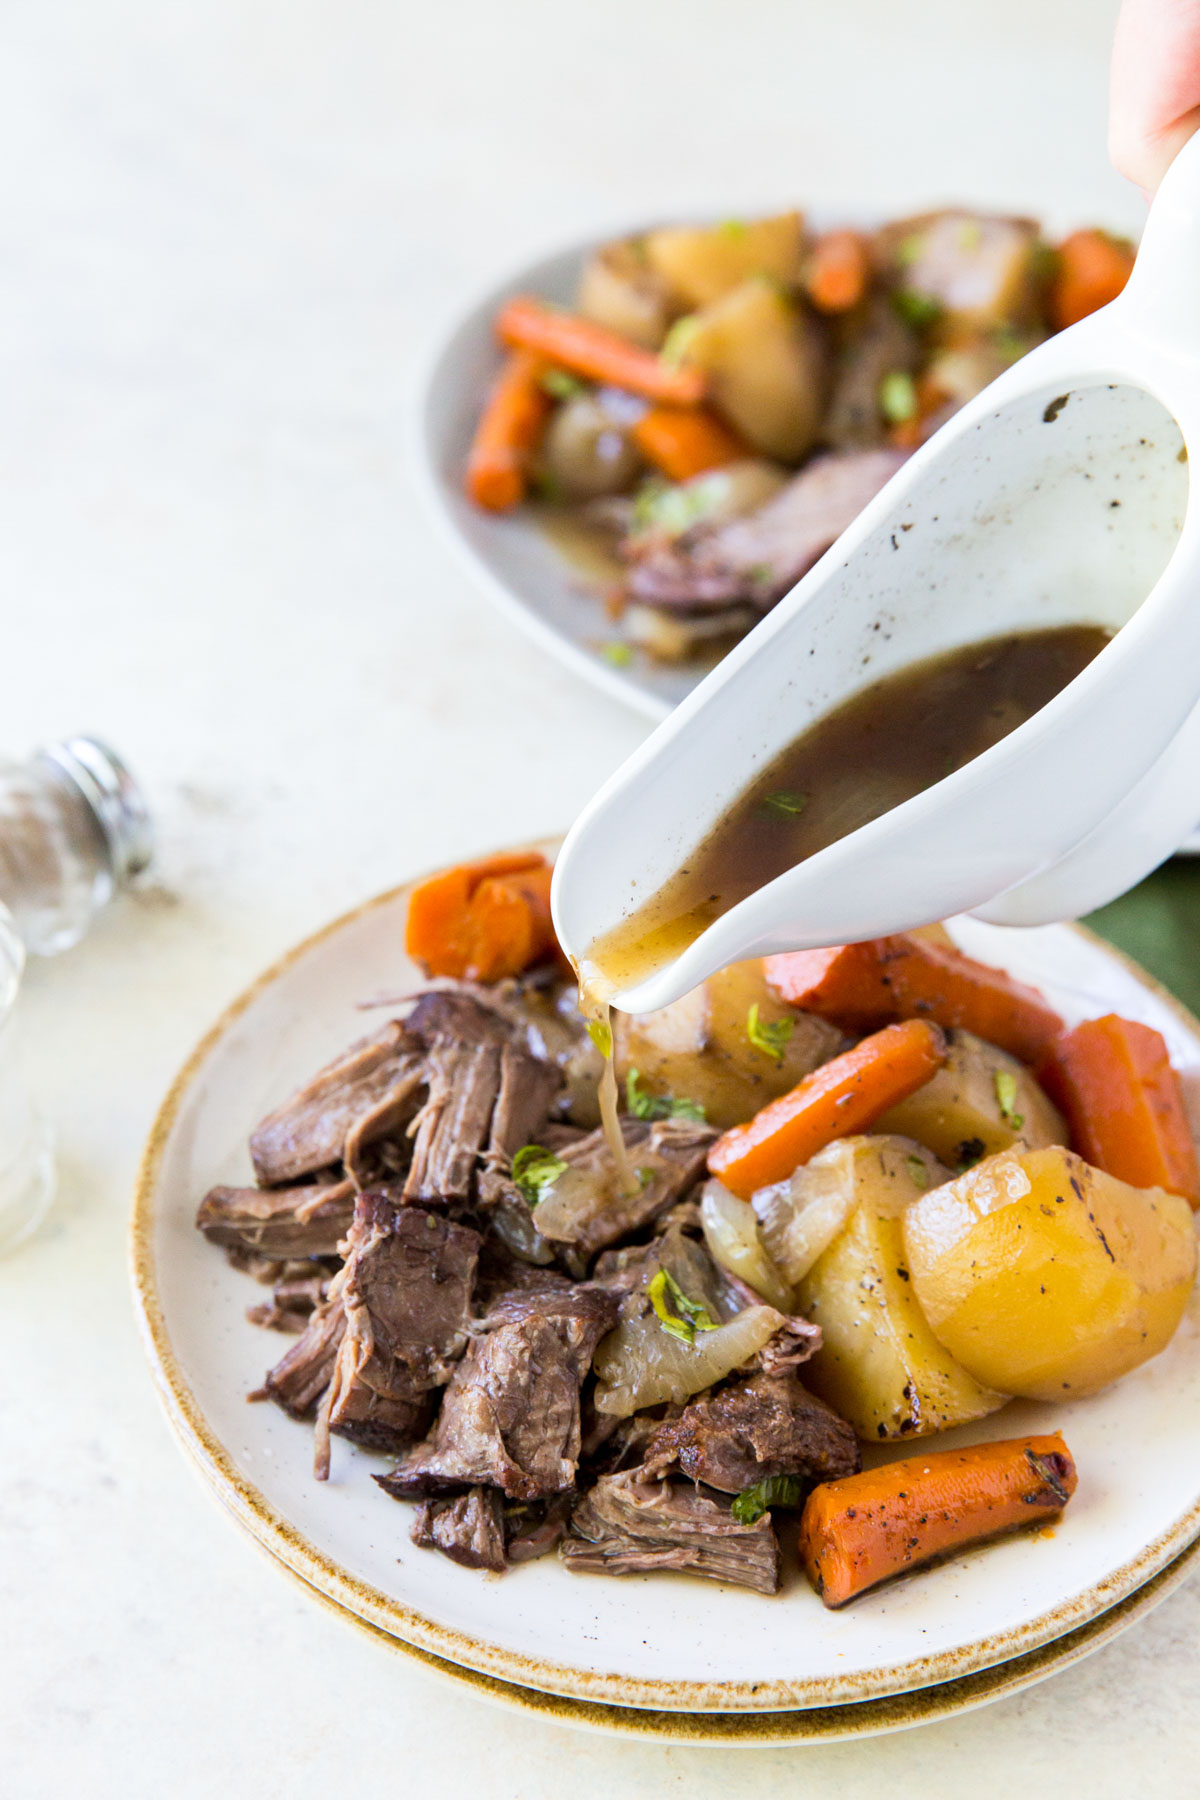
[377,1286,619,1503]
[196,1178,355,1258]
[324,1193,481,1452]
[401,992,560,1205]
[641,1372,859,1495]
[410,1487,506,1573]
[247,1266,335,1333]
[262,1280,348,1418]
[491,1116,715,1264]
[561,1471,780,1594]
[503,1496,571,1564]
[250,1021,426,1186]
[625,449,908,612]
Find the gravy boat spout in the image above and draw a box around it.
[552,136,1200,1014]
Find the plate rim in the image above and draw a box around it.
[130,856,1200,1717]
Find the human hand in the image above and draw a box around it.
[1111,0,1200,192]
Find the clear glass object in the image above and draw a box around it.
[0,738,152,1253]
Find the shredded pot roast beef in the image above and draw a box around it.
[196,974,844,1592]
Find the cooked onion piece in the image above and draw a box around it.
[592,1303,784,1417]
[700,1179,794,1309]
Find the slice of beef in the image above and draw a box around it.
[196,1178,355,1258]
[401,992,560,1205]
[410,1488,506,1573]
[641,1372,859,1495]
[262,1281,348,1418]
[625,449,908,612]
[503,1496,571,1564]
[561,1471,780,1594]
[247,1268,334,1333]
[325,1193,481,1452]
[377,1286,620,1503]
[249,1021,426,1185]
[495,1116,714,1263]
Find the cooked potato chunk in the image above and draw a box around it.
[644,212,804,311]
[576,240,674,350]
[882,211,1047,339]
[903,1146,1197,1400]
[876,1028,1066,1166]
[614,957,843,1130]
[794,1135,1009,1440]
[672,279,828,461]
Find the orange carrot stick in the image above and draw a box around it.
[707,1019,946,1199]
[405,852,559,981]
[496,295,707,406]
[464,349,553,512]
[804,229,870,314]
[632,404,747,481]
[1048,229,1135,331]
[798,1433,1077,1607]
[765,936,1063,1065]
[1038,1014,1200,1205]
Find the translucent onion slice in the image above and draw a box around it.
[752,1147,861,1285]
[592,1304,783,1418]
[699,1179,794,1311]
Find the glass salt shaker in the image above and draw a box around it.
[0,737,153,1252]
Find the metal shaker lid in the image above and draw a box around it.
[37,737,154,884]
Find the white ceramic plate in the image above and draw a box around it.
[132,846,1200,1728]
[412,233,1200,854]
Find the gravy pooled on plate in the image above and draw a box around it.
[581,624,1110,1003]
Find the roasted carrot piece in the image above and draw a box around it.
[465,349,553,512]
[707,1019,946,1199]
[804,229,870,314]
[1048,229,1135,331]
[496,295,707,407]
[765,935,1063,1065]
[632,404,747,481]
[405,852,559,981]
[798,1433,1077,1607]
[1038,1014,1200,1205]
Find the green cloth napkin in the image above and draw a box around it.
[1085,858,1200,1022]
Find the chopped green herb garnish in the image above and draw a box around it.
[994,1069,1025,1130]
[955,1136,987,1174]
[890,288,942,331]
[637,1166,655,1189]
[906,1154,930,1191]
[631,474,715,538]
[760,789,808,817]
[648,1267,718,1345]
[747,562,775,587]
[511,1144,568,1206]
[529,466,563,503]
[599,640,633,668]
[540,367,586,400]
[896,233,924,268]
[587,1017,614,1059]
[747,1003,793,1065]
[718,217,748,239]
[660,315,701,368]
[626,1068,707,1122]
[957,219,983,252]
[731,1474,803,1525]
[879,369,918,424]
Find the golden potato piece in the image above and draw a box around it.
[672,279,828,461]
[614,957,842,1130]
[795,1135,1009,1441]
[903,1146,1198,1400]
[644,212,804,310]
[877,1028,1066,1167]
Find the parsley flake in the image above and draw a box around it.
[889,288,943,331]
[660,315,701,369]
[731,1474,803,1525]
[540,368,586,401]
[955,1136,987,1174]
[599,640,632,668]
[994,1069,1025,1130]
[747,1003,793,1065]
[906,1154,930,1191]
[626,1068,706,1122]
[647,1267,717,1345]
[511,1144,568,1207]
[761,789,808,818]
[879,369,918,424]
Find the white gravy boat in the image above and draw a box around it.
[552,136,1200,1015]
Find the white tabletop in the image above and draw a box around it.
[4,0,1196,1792]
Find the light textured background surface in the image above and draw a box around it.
[3,1,1196,1794]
